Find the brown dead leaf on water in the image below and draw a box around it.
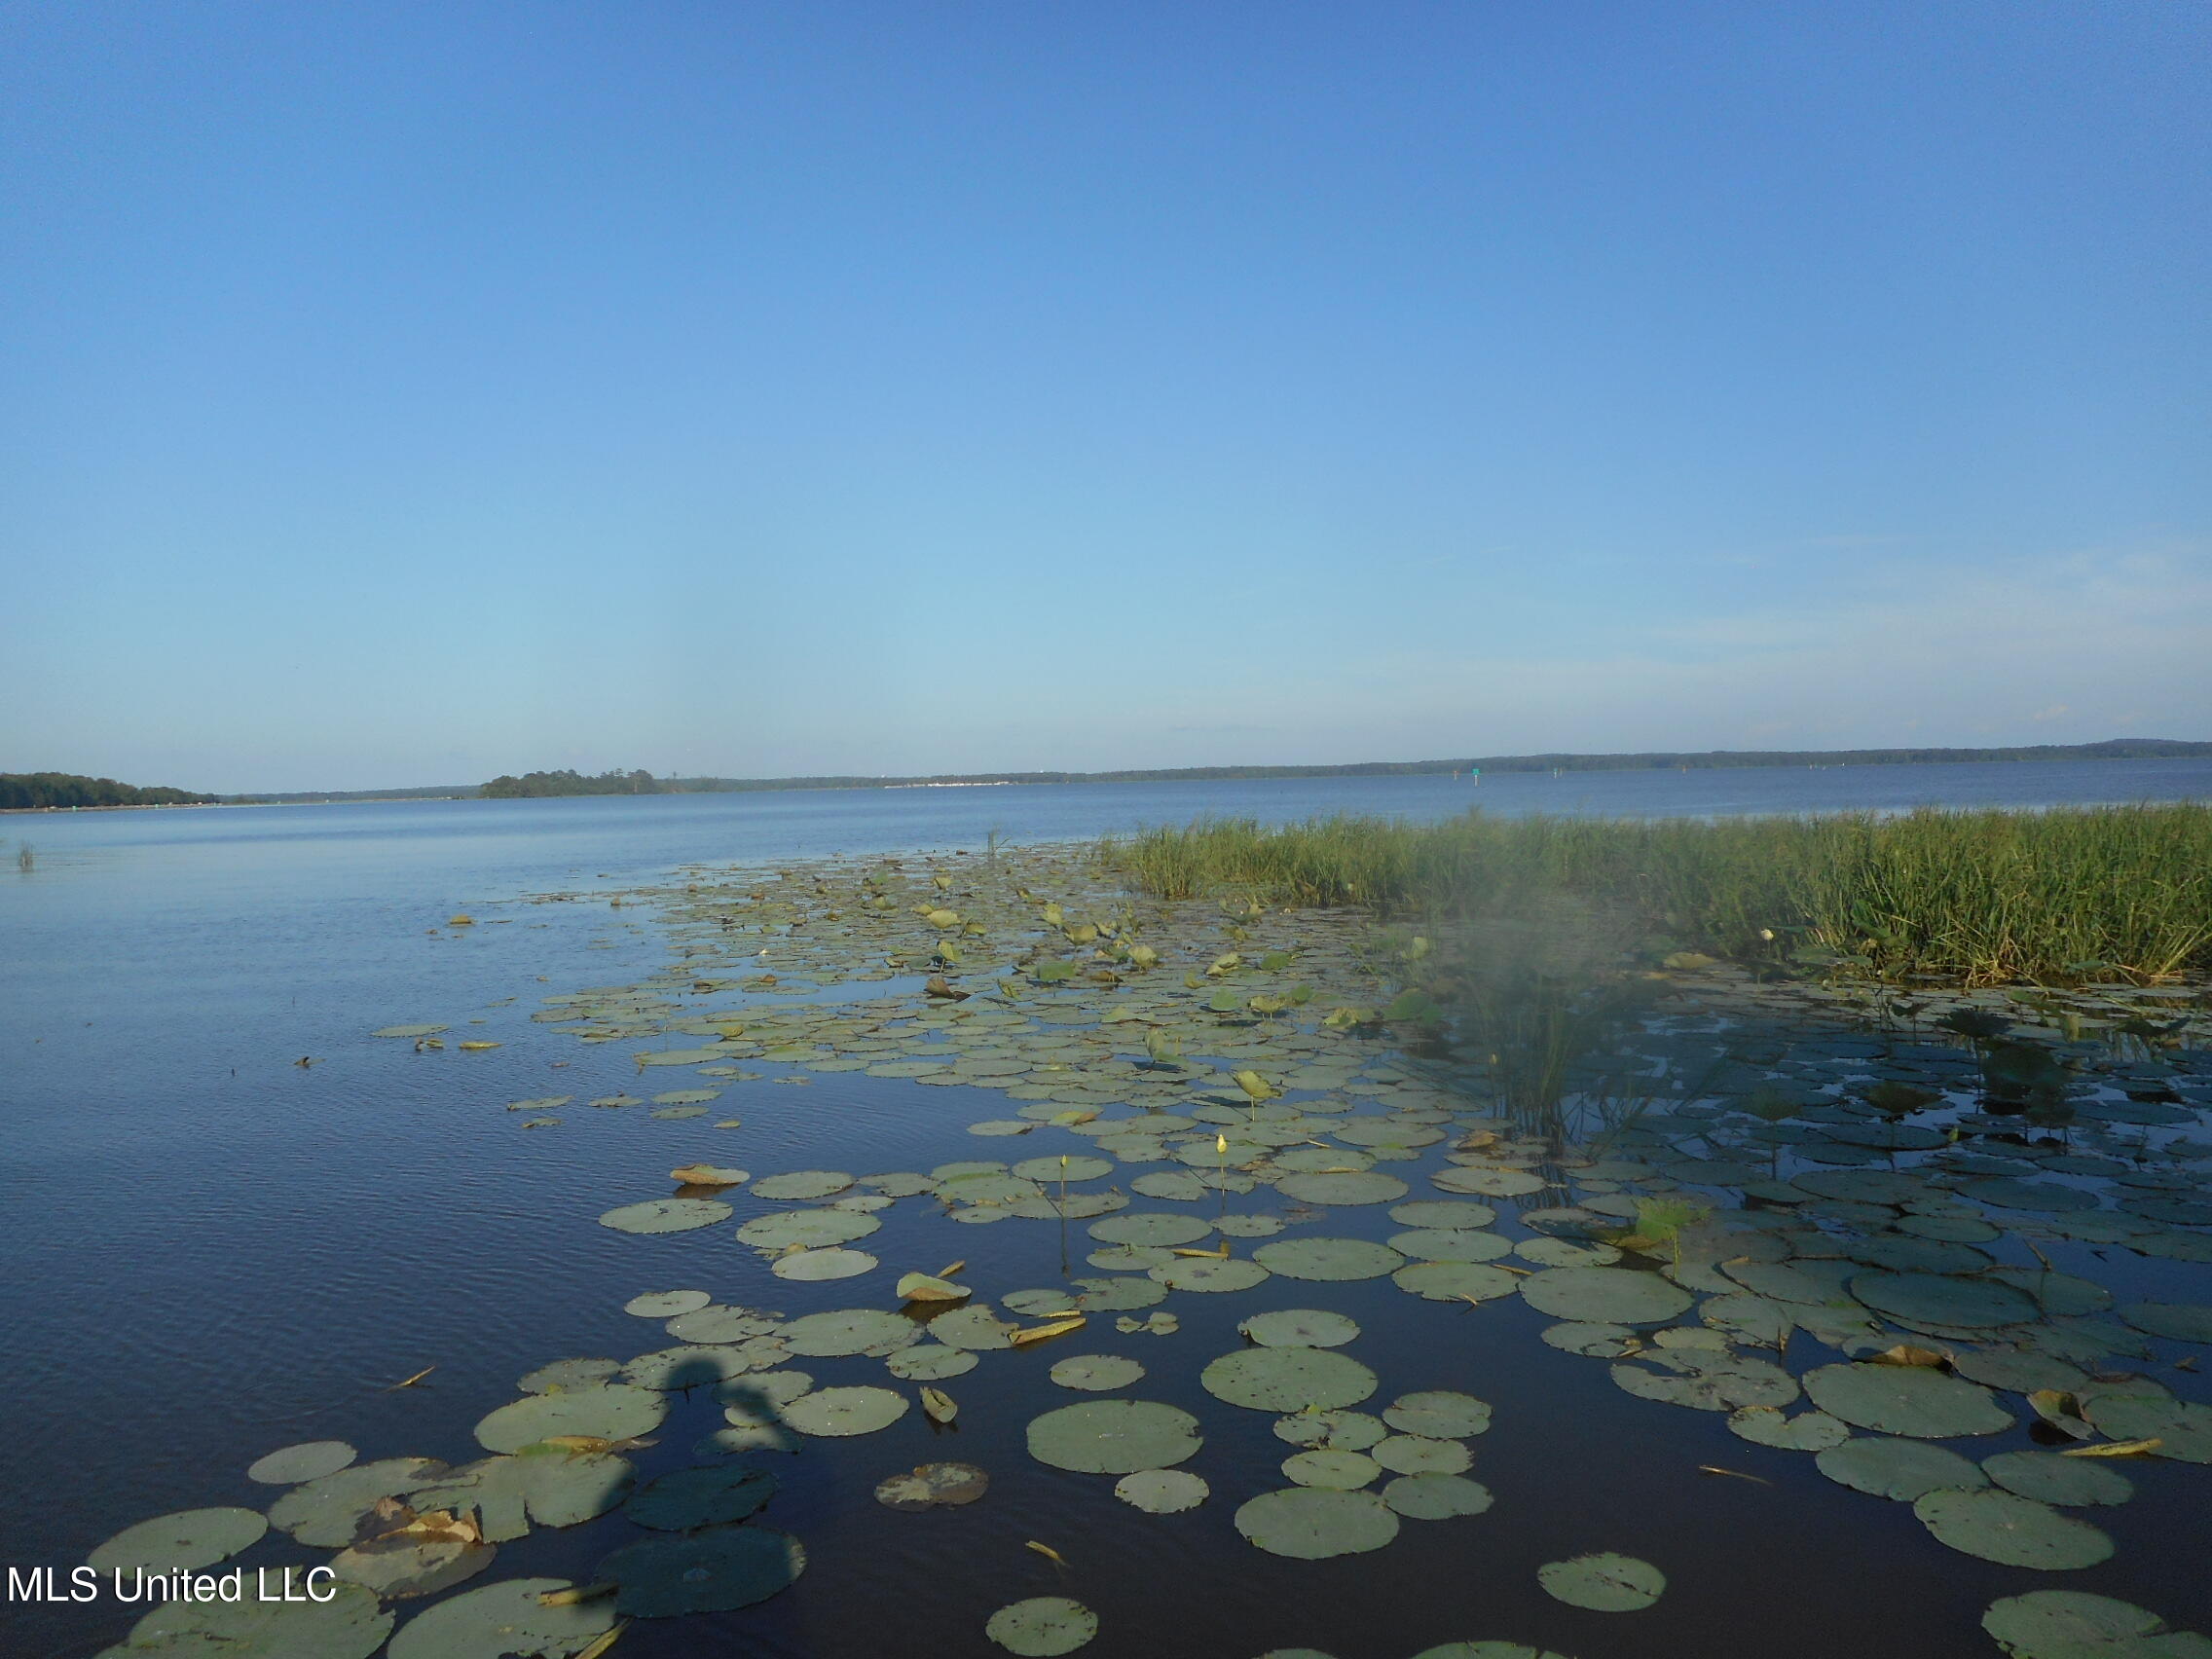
[380,1366,436,1391]
[571,1621,628,1659]
[920,1386,958,1424]
[1697,1465,1771,1485]
[1010,1316,1086,1346]
[1025,1540,1067,1566]
[537,1582,616,1607]
[2061,1438,2162,1457]
[1870,1345,1948,1369]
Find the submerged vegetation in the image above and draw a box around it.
[1111,803,2212,986]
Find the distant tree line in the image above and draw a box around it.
[481,768,665,798]
[1,772,215,809]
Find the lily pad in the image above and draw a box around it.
[1801,1363,2012,1439]
[626,1463,778,1529]
[736,1210,880,1249]
[1051,1354,1146,1391]
[1013,1156,1115,1183]
[1521,1267,1693,1326]
[780,1309,921,1357]
[519,1358,623,1393]
[1027,1399,1202,1473]
[930,1306,1019,1350]
[599,1198,732,1235]
[1982,1450,2134,1507]
[772,1247,878,1281]
[887,1344,979,1380]
[1394,1262,1520,1303]
[269,1457,448,1546]
[475,1386,667,1454]
[1235,1487,1399,1559]
[1238,1309,1362,1348]
[246,1441,356,1486]
[1727,1408,1851,1451]
[1253,1237,1405,1281]
[1852,1271,2041,1330]
[625,1290,712,1318]
[1276,1171,1409,1205]
[1114,1468,1209,1513]
[1382,1473,1493,1519]
[1151,1256,1272,1293]
[784,1385,908,1436]
[1202,1348,1379,1413]
[1372,1435,1472,1475]
[1816,1436,1990,1500]
[1537,1553,1665,1611]
[2120,1302,2212,1344]
[598,1525,807,1615]
[89,1508,268,1574]
[752,1170,854,1200]
[1091,1213,1214,1247]
[987,1597,1098,1656]
[1981,1591,2209,1658]
[385,1577,614,1659]
[328,1535,497,1601]
[1283,1449,1382,1489]
[1913,1487,2114,1568]
[1432,1166,1545,1198]
[109,1581,390,1659]
[1382,1392,1493,1438]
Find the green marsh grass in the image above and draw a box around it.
[1110,803,2212,984]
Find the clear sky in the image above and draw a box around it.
[3,2,2206,792]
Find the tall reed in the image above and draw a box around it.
[1109,803,2212,984]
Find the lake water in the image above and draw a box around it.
[5,760,2210,1659]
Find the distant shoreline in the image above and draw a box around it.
[8,740,2209,812]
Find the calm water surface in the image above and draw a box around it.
[5,762,2210,1658]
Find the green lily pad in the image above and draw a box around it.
[663,1305,778,1344]
[1114,1468,1209,1513]
[1372,1435,1472,1475]
[1027,1400,1203,1473]
[1801,1363,2012,1438]
[625,1289,712,1318]
[599,1198,732,1235]
[1131,1171,1208,1201]
[986,1597,1098,1656]
[1852,1271,2041,1329]
[1816,1436,1990,1500]
[1238,1309,1361,1348]
[1393,1230,1514,1264]
[1982,1450,2134,1507]
[751,1170,854,1200]
[89,1508,268,1574]
[1277,1440,1382,1489]
[929,1306,1020,1350]
[1235,1486,1399,1559]
[772,1247,878,1281]
[1382,1473,1493,1519]
[1981,1591,2210,1658]
[1611,1352,1798,1413]
[1389,1199,1497,1229]
[1394,1262,1520,1302]
[1541,1321,1637,1356]
[268,1456,448,1546]
[375,1024,446,1038]
[1151,1256,1271,1293]
[623,1345,771,1389]
[1051,1354,1146,1391]
[246,1441,356,1486]
[1521,1267,1693,1325]
[109,1580,391,1659]
[2120,1302,2212,1344]
[1382,1392,1493,1438]
[1276,1171,1409,1205]
[598,1525,807,1615]
[1090,1213,1214,1247]
[784,1384,908,1436]
[1202,1348,1379,1412]
[475,1386,667,1454]
[519,1358,623,1394]
[1013,1156,1115,1183]
[887,1344,978,1380]
[411,1452,632,1539]
[1251,1237,1405,1281]
[1432,1166,1545,1198]
[2080,1391,2212,1462]
[780,1309,921,1357]
[1913,1487,2114,1568]
[1537,1553,1665,1611]
[626,1463,778,1529]
[1274,1410,1387,1451]
[384,1577,617,1659]
[736,1209,880,1248]
[1727,1408,1850,1451]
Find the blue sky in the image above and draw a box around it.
[3,2,2206,792]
